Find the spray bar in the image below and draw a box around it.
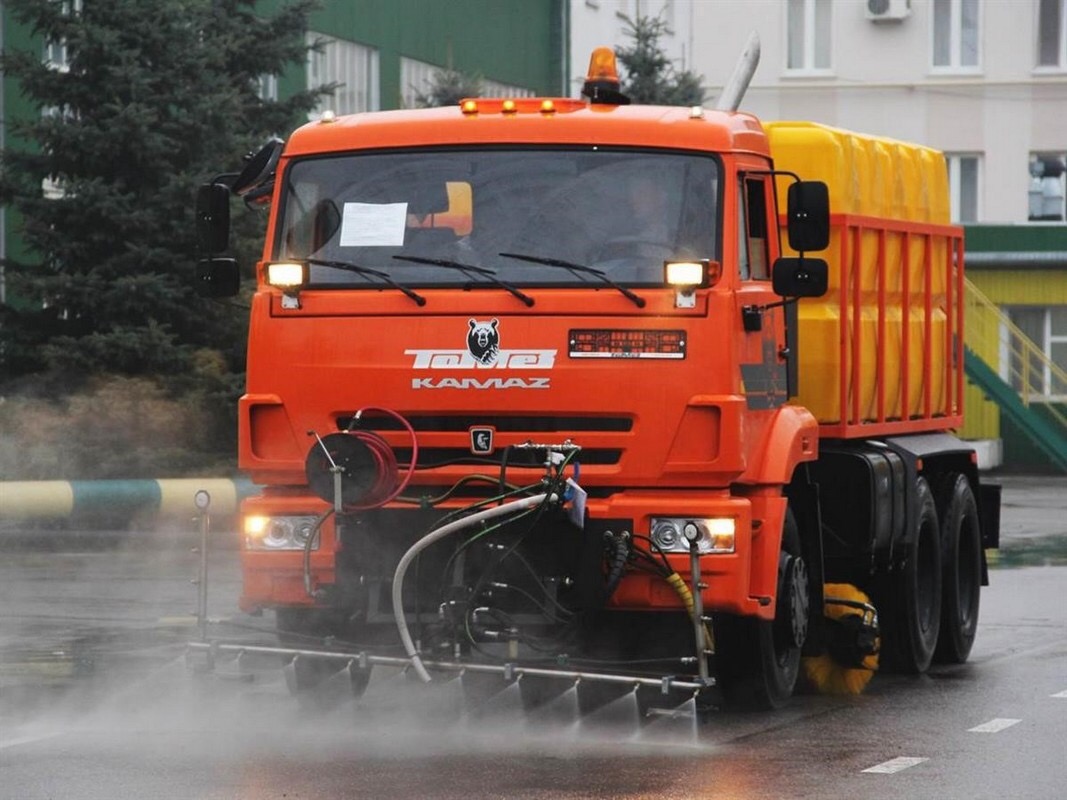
[185,641,711,694]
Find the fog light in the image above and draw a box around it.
[651,520,681,551]
[649,517,736,554]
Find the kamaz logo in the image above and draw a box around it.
[405,318,556,390]
[404,350,556,370]
[411,376,551,390]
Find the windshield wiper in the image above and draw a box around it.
[392,255,534,307]
[306,258,426,306]
[497,252,646,308]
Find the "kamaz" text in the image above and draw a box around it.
[412,377,551,390]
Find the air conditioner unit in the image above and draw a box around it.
[866,0,911,22]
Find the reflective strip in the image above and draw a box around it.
[0,481,75,518]
[157,478,243,516]
[0,478,255,520]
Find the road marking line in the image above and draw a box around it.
[1052,690,1067,699]
[862,757,928,774]
[968,718,1021,733]
[0,732,65,751]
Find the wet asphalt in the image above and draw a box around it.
[1,472,1065,799]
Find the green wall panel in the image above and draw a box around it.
[265,0,564,110]
[965,224,1067,253]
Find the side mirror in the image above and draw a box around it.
[786,181,830,252]
[195,257,240,298]
[196,183,231,254]
[772,257,828,298]
[231,137,284,197]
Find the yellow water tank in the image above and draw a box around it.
[765,121,955,428]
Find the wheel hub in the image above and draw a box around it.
[777,553,810,650]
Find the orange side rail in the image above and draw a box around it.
[817,213,964,439]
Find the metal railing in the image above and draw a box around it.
[964,278,1067,433]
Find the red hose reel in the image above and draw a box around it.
[304,407,418,511]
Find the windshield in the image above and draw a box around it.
[275,147,721,288]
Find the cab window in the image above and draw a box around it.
[738,176,770,280]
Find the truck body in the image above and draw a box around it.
[199,54,999,709]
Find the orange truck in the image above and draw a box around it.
[195,47,999,710]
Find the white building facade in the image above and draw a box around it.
[688,0,1067,226]
[569,0,698,97]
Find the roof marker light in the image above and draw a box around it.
[540,99,556,114]
[461,99,478,115]
[502,99,517,114]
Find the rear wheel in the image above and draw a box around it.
[934,473,981,664]
[715,509,807,710]
[878,477,942,673]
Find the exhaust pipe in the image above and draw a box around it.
[714,31,761,112]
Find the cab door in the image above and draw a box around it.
[735,167,790,414]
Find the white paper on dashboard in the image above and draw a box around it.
[339,202,408,247]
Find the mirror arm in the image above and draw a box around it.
[209,172,240,190]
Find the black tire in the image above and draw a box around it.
[715,510,806,710]
[879,477,942,674]
[934,473,982,664]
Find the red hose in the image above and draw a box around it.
[345,406,418,510]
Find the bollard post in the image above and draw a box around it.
[194,490,211,642]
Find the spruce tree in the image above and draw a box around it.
[414,68,482,108]
[616,14,705,106]
[0,0,321,383]
[0,0,323,476]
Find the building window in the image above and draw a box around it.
[1007,306,1067,399]
[307,33,379,116]
[1038,0,1067,68]
[43,0,83,72]
[933,0,980,70]
[399,57,438,109]
[480,78,534,98]
[787,0,832,72]
[258,74,278,102]
[1029,152,1067,221]
[946,154,980,222]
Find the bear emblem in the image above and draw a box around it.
[467,318,500,366]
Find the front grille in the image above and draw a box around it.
[337,413,630,470]
[395,448,623,468]
[337,414,633,433]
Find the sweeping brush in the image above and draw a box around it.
[802,582,880,696]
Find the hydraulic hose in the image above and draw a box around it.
[344,406,419,510]
[392,492,553,682]
[303,508,335,597]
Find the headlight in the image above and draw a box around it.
[244,514,320,550]
[649,517,735,554]
[265,261,308,290]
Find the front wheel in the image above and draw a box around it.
[714,510,808,710]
